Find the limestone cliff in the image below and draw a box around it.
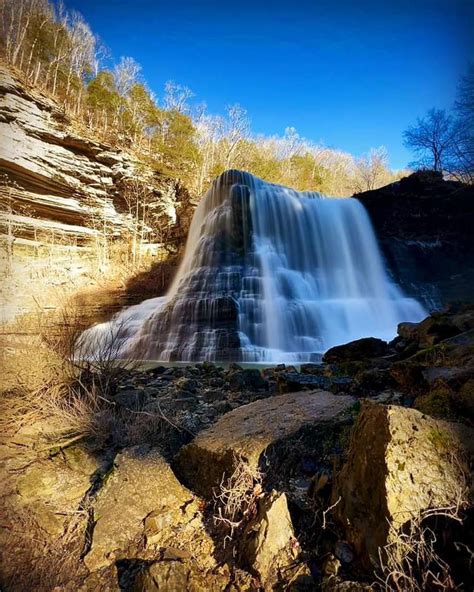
[0,62,193,249]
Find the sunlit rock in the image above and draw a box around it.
[176,390,355,497]
[333,401,474,566]
[84,445,215,572]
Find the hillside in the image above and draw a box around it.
[0,62,193,322]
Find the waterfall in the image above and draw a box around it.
[79,170,426,363]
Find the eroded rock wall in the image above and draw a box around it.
[0,63,193,249]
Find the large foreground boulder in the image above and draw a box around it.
[84,445,215,572]
[334,402,474,566]
[176,390,355,497]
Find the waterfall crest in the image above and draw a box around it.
[79,170,426,363]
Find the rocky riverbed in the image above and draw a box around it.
[0,305,473,591]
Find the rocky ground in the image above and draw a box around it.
[0,305,473,591]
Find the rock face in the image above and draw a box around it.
[84,445,215,572]
[177,390,355,497]
[334,401,474,566]
[0,64,192,248]
[131,561,229,592]
[127,170,258,362]
[356,171,474,305]
[242,491,296,586]
[15,445,101,536]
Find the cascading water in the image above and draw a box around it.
[79,170,426,363]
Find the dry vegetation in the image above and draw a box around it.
[0,297,187,453]
[213,457,265,551]
[378,502,469,592]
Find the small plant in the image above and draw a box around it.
[213,457,264,550]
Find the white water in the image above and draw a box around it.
[78,171,426,363]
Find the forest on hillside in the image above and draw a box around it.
[0,0,414,197]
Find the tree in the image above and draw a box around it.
[152,110,201,184]
[453,64,474,183]
[354,146,391,192]
[113,56,141,97]
[403,109,460,173]
[163,81,194,113]
[223,104,251,168]
[85,71,121,134]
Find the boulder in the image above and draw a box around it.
[227,367,268,391]
[277,372,331,392]
[84,445,215,572]
[334,402,474,566]
[15,445,101,536]
[176,391,355,497]
[323,338,390,364]
[397,307,474,349]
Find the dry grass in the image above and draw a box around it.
[377,498,469,592]
[0,294,188,452]
[213,457,264,550]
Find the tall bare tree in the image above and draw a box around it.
[403,109,460,173]
[223,104,250,168]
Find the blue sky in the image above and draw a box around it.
[72,0,473,169]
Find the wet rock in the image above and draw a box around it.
[351,368,396,396]
[176,391,355,497]
[300,363,326,375]
[334,541,354,564]
[397,307,474,349]
[323,338,390,364]
[227,368,268,391]
[175,377,199,393]
[328,376,353,394]
[334,401,474,566]
[113,389,148,410]
[389,361,427,395]
[321,577,373,591]
[84,445,215,572]
[277,372,331,392]
[202,389,226,402]
[322,554,341,576]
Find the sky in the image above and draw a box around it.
[71,0,473,169]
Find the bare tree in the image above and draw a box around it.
[279,126,304,179]
[403,109,460,173]
[163,80,194,113]
[64,10,97,110]
[193,107,225,193]
[223,104,251,168]
[354,146,391,192]
[453,64,474,183]
[113,56,141,97]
